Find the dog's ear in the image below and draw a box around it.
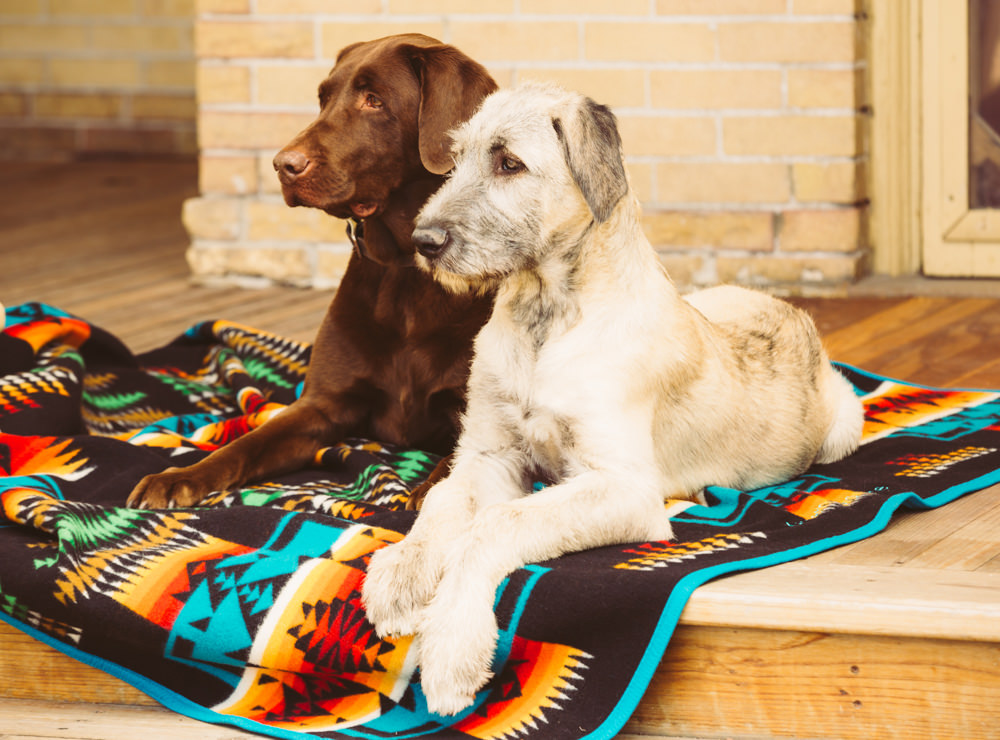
[552,97,628,223]
[404,44,498,175]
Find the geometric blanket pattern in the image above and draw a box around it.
[1,300,998,739]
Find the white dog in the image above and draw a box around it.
[362,82,864,715]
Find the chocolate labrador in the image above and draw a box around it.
[127,34,496,509]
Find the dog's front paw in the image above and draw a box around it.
[417,580,499,716]
[362,540,438,639]
[127,466,217,509]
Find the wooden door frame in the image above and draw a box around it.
[870,0,1000,276]
[867,0,922,276]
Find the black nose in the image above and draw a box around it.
[412,225,450,259]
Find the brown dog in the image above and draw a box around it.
[127,34,496,509]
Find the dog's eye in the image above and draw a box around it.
[498,155,525,175]
[363,93,383,110]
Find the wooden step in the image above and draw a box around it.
[3,486,997,739]
[0,698,697,740]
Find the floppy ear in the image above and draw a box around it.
[404,44,498,175]
[552,97,629,223]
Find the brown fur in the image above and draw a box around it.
[127,34,496,508]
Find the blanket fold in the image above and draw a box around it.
[1,300,998,740]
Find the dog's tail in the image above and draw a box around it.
[814,367,865,465]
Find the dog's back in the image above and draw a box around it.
[680,285,863,491]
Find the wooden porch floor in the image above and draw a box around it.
[0,159,998,739]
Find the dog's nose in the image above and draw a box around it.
[412,225,451,259]
[273,149,311,183]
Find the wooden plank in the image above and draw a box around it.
[679,562,1000,641]
[807,485,1000,569]
[901,494,1000,570]
[796,295,1000,388]
[0,623,153,707]
[0,698,258,739]
[625,625,1000,740]
[821,298,995,373]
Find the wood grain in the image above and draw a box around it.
[625,626,1000,740]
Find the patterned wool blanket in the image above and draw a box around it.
[1,301,999,740]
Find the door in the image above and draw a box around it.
[922,0,1000,276]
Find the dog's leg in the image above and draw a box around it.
[415,470,674,715]
[126,400,350,508]
[362,452,524,639]
[405,453,452,511]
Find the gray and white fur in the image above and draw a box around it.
[362,81,864,716]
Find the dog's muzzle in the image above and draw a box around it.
[412,225,450,260]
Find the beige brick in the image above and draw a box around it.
[486,66,516,89]
[0,93,27,117]
[78,123,195,156]
[716,253,864,285]
[35,93,121,119]
[518,68,646,109]
[197,65,251,104]
[787,68,860,109]
[651,69,783,110]
[51,0,132,15]
[93,25,192,53]
[257,0,379,12]
[0,59,45,85]
[657,0,786,12]
[187,244,312,284]
[719,22,857,63]
[199,155,258,195]
[523,0,646,13]
[196,0,248,11]
[389,0,511,12]
[49,59,141,89]
[142,0,196,17]
[0,126,77,158]
[723,115,859,156]
[132,93,196,120]
[198,111,314,149]
[452,22,578,62]
[146,60,196,90]
[792,0,860,13]
[316,246,354,286]
[586,22,715,62]
[229,247,312,285]
[0,0,44,14]
[626,162,654,203]
[656,253,710,287]
[657,162,791,204]
[780,208,863,252]
[258,154,284,194]
[257,65,331,108]
[618,115,716,157]
[196,21,314,59]
[183,197,241,240]
[175,126,198,155]
[644,211,774,251]
[247,200,346,242]
[0,25,89,52]
[793,161,865,203]
[322,23,446,59]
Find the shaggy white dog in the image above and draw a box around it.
[362,82,864,715]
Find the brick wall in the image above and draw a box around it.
[0,0,195,160]
[187,0,869,292]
